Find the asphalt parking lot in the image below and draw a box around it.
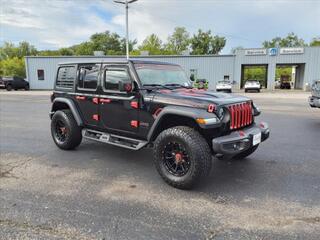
[0,90,319,240]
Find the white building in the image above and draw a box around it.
[25,47,320,90]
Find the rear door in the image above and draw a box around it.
[74,63,101,127]
[99,65,139,135]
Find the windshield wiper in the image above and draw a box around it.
[141,84,173,90]
[164,83,192,89]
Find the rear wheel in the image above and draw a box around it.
[25,85,29,90]
[153,126,212,189]
[233,145,259,160]
[51,110,82,150]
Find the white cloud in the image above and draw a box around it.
[1,0,320,53]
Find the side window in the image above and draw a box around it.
[78,64,99,90]
[56,66,76,89]
[104,68,131,91]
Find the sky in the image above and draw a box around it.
[1,0,320,54]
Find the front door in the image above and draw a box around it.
[74,63,101,127]
[99,65,139,135]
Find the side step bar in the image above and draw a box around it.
[82,129,148,150]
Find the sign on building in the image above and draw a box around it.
[269,48,278,56]
[280,48,304,55]
[245,49,267,56]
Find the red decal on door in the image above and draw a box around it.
[130,101,139,109]
[100,98,111,104]
[92,97,99,104]
[76,96,86,100]
[130,120,139,128]
[92,114,99,121]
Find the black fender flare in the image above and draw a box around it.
[147,105,220,141]
[50,97,83,126]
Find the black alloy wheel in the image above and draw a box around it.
[54,119,68,144]
[163,141,191,177]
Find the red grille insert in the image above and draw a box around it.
[228,102,253,130]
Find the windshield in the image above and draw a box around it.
[134,63,191,87]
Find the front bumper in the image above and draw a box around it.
[216,87,232,91]
[309,96,320,108]
[212,122,270,156]
[245,87,260,90]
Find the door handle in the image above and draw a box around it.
[76,96,86,100]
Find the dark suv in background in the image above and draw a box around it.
[0,76,29,91]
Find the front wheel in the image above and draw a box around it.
[6,85,12,91]
[153,126,212,189]
[51,110,82,150]
[25,85,29,90]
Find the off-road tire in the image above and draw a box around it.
[25,85,29,90]
[233,145,259,160]
[6,85,12,91]
[153,126,212,189]
[51,110,82,150]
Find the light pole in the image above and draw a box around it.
[113,0,138,60]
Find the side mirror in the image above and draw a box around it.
[119,80,132,93]
[190,74,195,82]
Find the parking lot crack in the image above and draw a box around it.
[0,157,33,179]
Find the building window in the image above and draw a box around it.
[190,69,198,79]
[224,75,230,81]
[37,69,44,80]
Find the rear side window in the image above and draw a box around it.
[56,66,76,89]
[105,69,130,91]
[78,64,100,90]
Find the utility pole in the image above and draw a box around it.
[113,0,138,60]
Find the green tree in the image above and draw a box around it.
[310,37,320,46]
[138,34,163,55]
[0,42,19,60]
[17,41,38,57]
[165,27,190,54]
[190,29,226,55]
[120,38,137,54]
[38,50,60,56]
[90,31,123,55]
[0,57,26,77]
[0,41,38,60]
[231,46,244,54]
[59,48,74,56]
[72,42,94,55]
[262,32,307,48]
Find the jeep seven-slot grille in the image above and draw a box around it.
[228,102,253,130]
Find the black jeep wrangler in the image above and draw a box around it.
[50,60,270,189]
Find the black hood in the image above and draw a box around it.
[152,88,251,109]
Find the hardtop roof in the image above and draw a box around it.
[58,59,179,66]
